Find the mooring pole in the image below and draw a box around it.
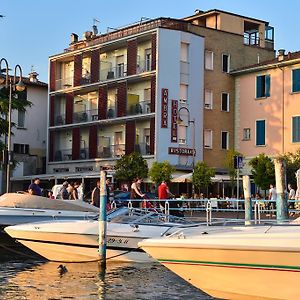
[274,158,288,221]
[98,170,107,269]
[242,175,252,225]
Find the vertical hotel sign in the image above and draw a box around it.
[161,88,168,128]
[171,100,178,142]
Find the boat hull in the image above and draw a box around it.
[140,226,300,299]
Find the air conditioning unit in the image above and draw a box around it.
[205,103,211,109]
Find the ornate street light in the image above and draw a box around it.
[0,58,25,193]
[178,106,196,196]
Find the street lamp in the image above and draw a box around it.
[178,106,196,196]
[0,58,25,193]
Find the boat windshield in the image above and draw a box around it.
[98,207,193,225]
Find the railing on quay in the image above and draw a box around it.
[111,198,298,226]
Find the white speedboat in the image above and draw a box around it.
[0,193,98,228]
[140,224,300,300]
[4,207,192,263]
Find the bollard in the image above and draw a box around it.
[242,175,252,225]
[98,171,107,269]
[274,158,288,222]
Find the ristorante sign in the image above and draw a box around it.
[161,88,168,128]
[168,147,196,156]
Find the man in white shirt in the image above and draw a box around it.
[268,184,277,214]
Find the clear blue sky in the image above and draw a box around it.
[0,0,298,82]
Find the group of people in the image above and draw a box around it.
[27,177,83,200]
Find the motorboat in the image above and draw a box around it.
[139,223,300,300]
[4,207,193,263]
[0,193,98,229]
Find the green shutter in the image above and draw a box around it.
[265,75,270,97]
[292,69,300,92]
[256,120,265,146]
[292,117,300,143]
[256,76,262,98]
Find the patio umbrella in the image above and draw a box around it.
[171,173,193,183]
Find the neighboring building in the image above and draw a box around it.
[233,50,300,172]
[47,18,204,185]
[184,9,275,172]
[0,72,48,192]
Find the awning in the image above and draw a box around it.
[171,173,231,183]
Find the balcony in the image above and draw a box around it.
[54,149,72,161]
[98,144,125,158]
[136,59,152,74]
[54,114,66,126]
[127,100,151,116]
[134,143,151,155]
[55,76,73,90]
[100,64,127,81]
[73,109,99,123]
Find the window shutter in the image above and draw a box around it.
[256,76,262,98]
[265,75,270,97]
[292,117,300,143]
[292,69,300,92]
[256,120,265,145]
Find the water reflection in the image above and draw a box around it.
[0,250,212,299]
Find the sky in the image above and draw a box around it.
[0,0,299,83]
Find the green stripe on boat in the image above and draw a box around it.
[158,259,300,271]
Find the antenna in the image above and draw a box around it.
[93,18,100,36]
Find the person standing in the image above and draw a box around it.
[59,181,70,200]
[130,178,145,208]
[268,184,277,213]
[288,183,296,213]
[91,180,101,208]
[28,178,42,196]
[158,180,170,210]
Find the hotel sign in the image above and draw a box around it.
[161,88,168,128]
[171,100,178,142]
[168,147,196,156]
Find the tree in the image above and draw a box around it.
[277,149,300,187]
[148,161,174,185]
[192,161,215,194]
[114,152,148,183]
[0,86,31,169]
[249,153,275,192]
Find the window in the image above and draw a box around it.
[180,42,189,62]
[221,131,229,150]
[243,128,251,140]
[256,120,266,146]
[17,110,25,128]
[221,93,229,112]
[145,48,151,71]
[292,116,300,143]
[204,129,213,149]
[256,75,270,98]
[116,55,124,77]
[204,90,213,109]
[292,69,300,93]
[205,50,213,70]
[13,143,29,154]
[222,54,230,73]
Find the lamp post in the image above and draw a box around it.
[178,106,195,196]
[0,58,25,193]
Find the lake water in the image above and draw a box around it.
[0,248,213,300]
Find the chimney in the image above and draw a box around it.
[70,33,78,44]
[28,71,39,83]
[277,49,285,61]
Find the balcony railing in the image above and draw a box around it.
[73,109,99,123]
[55,76,73,90]
[98,144,125,159]
[134,143,151,155]
[136,59,152,74]
[54,149,72,161]
[54,114,66,126]
[100,64,127,81]
[107,106,117,119]
[127,100,151,116]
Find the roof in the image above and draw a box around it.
[231,51,300,75]
[184,9,270,26]
[3,75,48,88]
